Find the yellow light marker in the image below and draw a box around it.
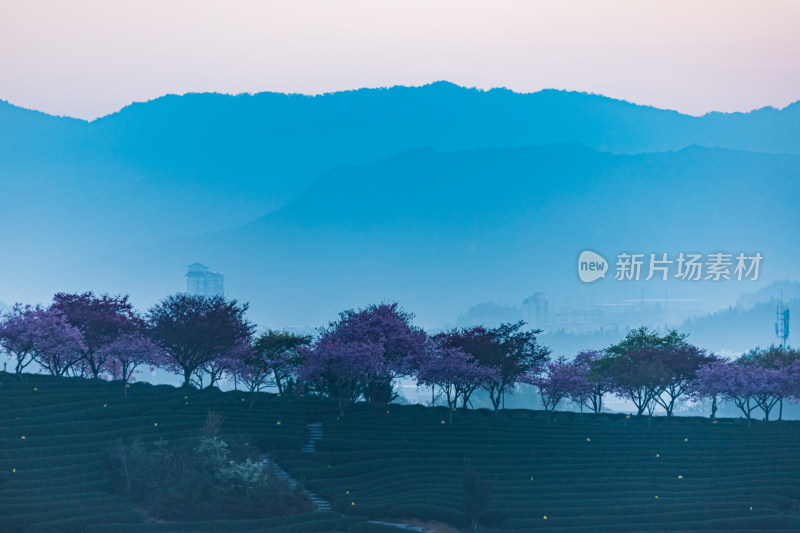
[441,420,445,424]
[543,515,548,520]
[276,421,281,425]
[684,438,688,442]
[386,410,390,414]
[626,415,630,419]
[34,387,37,391]
[586,438,591,442]
[750,506,753,511]
[12,468,16,473]
[678,475,683,479]
[351,502,355,506]
[154,423,158,427]
[656,454,660,458]
[346,490,350,495]
[655,495,658,499]
[241,398,245,402]
[20,436,25,440]
[103,404,107,407]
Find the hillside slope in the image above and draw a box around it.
[2,373,800,532]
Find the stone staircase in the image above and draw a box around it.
[301,421,324,452]
[260,450,332,511]
[263,422,434,532]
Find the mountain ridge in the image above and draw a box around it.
[3,81,799,122]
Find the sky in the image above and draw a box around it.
[1,0,799,120]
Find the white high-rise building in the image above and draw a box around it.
[186,263,224,297]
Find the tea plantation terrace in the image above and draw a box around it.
[2,373,800,532]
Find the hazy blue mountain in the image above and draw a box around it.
[679,297,798,355]
[44,143,795,336]
[2,84,798,338]
[734,280,800,310]
[1,82,799,266]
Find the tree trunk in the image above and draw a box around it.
[182,367,193,387]
[490,386,501,410]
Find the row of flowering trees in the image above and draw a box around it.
[530,328,800,423]
[1,292,796,422]
[0,293,253,390]
[0,293,549,415]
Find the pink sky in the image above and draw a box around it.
[1,0,798,120]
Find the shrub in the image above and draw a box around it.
[106,434,312,521]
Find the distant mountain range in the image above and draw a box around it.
[1,83,798,347]
[86,143,799,333]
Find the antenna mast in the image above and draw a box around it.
[776,290,790,347]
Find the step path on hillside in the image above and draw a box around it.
[264,422,436,533]
[259,451,332,511]
[300,421,324,452]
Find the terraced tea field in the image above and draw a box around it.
[2,372,800,532]
[277,407,800,532]
[0,373,402,532]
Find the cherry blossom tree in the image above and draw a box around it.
[692,357,794,423]
[607,346,672,416]
[241,330,311,393]
[573,350,613,414]
[147,294,255,387]
[689,358,730,419]
[297,337,386,416]
[28,310,86,377]
[98,333,164,395]
[199,341,252,389]
[743,346,800,420]
[524,356,589,421]
[604,327,697,416]
[51,292,144,379]
[654,344,714,416]
[726,361,765,422]
[310,303,426,403]
[435,322,550,410]
[417,339,499,421]
[0,304,47,377]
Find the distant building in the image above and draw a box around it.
[522,292,549,330]
[186,263,224,297]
